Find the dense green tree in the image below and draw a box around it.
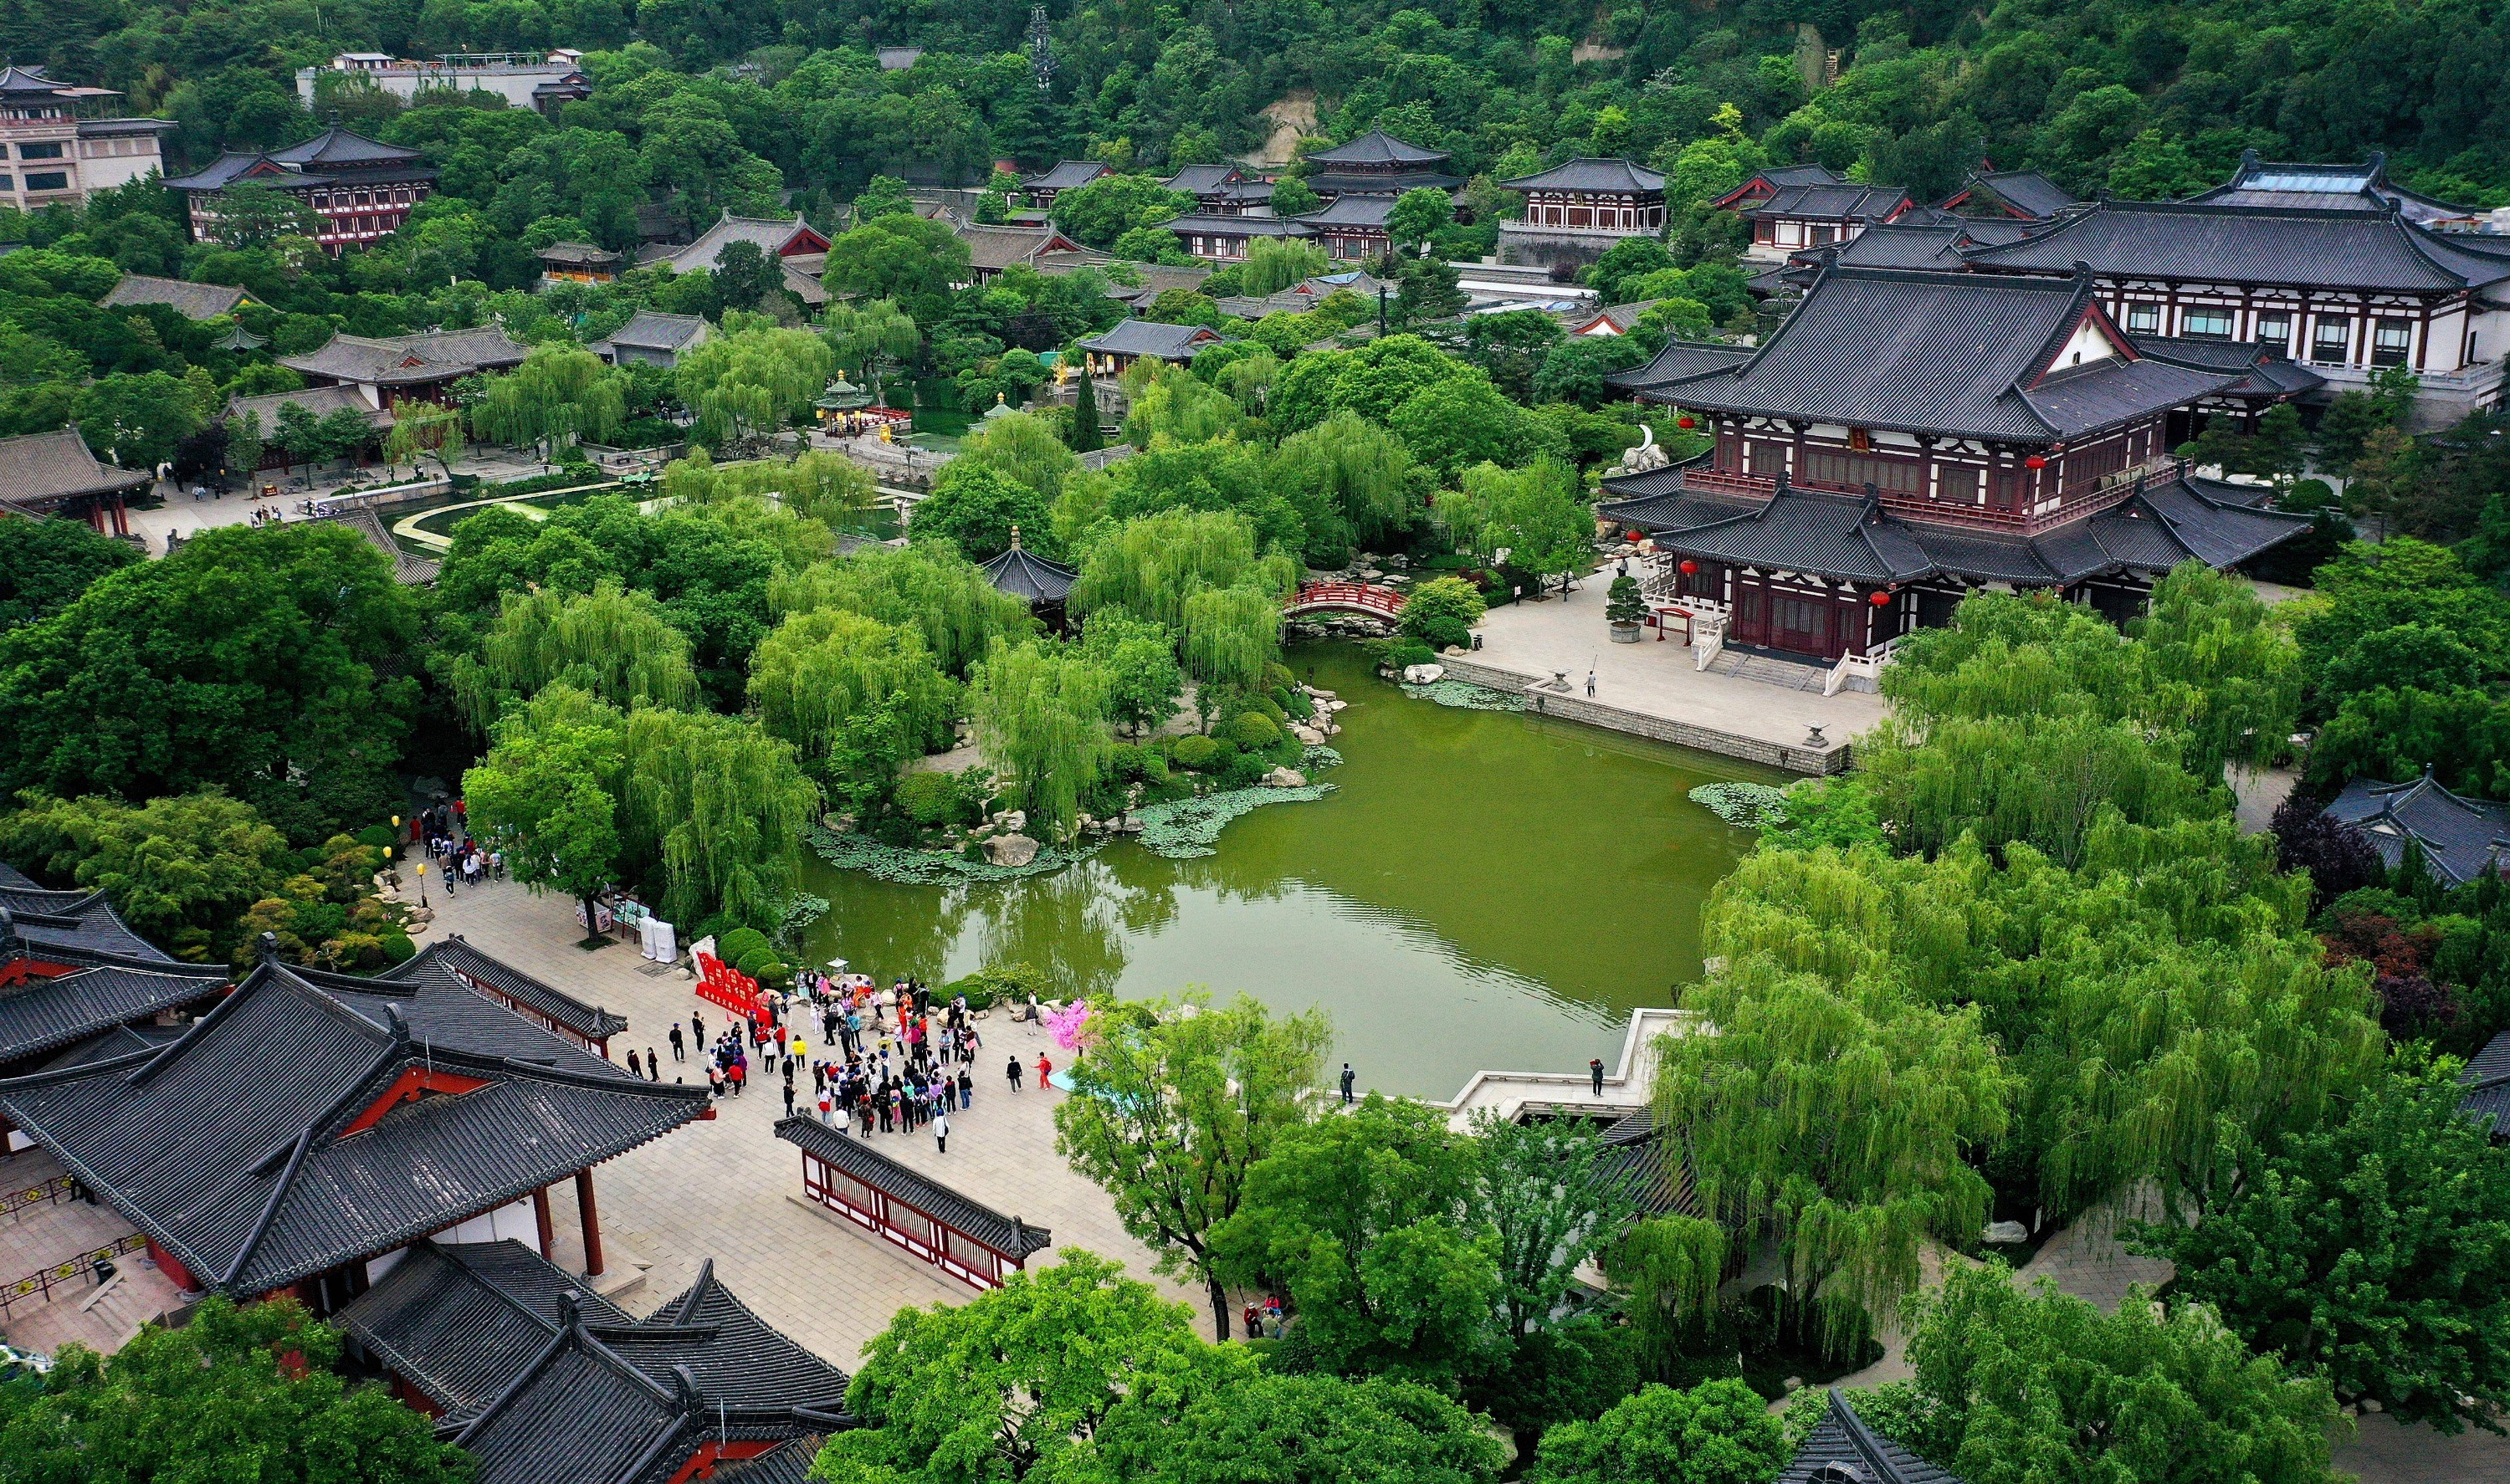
[1057,992,1333,1340]
[0,514,138,631]
[469,344,628,453]
[1050,175,1193,249]
[0,522,416,845]
[1213,1094,1498,1379]
[622,706,818,929]
[1095,1371,1507,1484]
[0,787,289,959]
[968,638,1114,839]
[1386,187,1457,255]
[2128,1061,2510,1432]
[769,543,1035,678]
[0,1296,469,1484]
[453,580,703,729]
[1894,1265,2344,1484]
[956,408,1080,505]
[462,686,628,940]
[748,608,959,772]
[1079,612,1185,736]
[818,1250,1237,1484]
[675,315,834,449]
[1241,238,1329,296]
[913,462,1057,563]
[1527,1379,1787,1484]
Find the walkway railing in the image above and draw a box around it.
[0,1174,79,1219]
[0,1233,146,1320]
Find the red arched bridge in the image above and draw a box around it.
[1285,581,1406,620]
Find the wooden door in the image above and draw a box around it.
[1770,593,1831,657]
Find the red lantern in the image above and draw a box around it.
[1870,591,1893,606]
[2024,454,2048,469]
[1678,559,1698,575]
[1677,415,1698,429]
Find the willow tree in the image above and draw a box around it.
[1271,410,1419,550]
[1068,509,1295,632]
[462,683,625,939]
[1655,951,2014,1354]
[821,297,918,407]
[768,543,1035,678]
[469,345,626,453]
[958,410,1080,505]
[1602,1216,1729,1382]
[1711,825,2384,1226]
[748,608,959,764]
[1180,584,1279,692]
[456,580,701,729]
[697,449,880,530]
[676,315,834,449]
[968,639,1114,839]
[622,708,819,929]
[382,403,464,481]
[1123,366,1244,448]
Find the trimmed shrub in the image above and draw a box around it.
[1222,750,1273,789]
[895,770,974,828]
[354,825,398,851]
[1172,734,1222,770]
[1227,712,1283,750]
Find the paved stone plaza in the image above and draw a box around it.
[410,872,1210,1361]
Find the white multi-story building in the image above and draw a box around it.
[295,52,591,115]
[0,65,172,211]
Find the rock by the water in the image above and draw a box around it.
[1402,663,1445,683]
[1263,767,1308,788]
[1291,723,1325,745]
[994,809,1027,834]
[1982,1220,2030,1245]
[983,833,1039,867]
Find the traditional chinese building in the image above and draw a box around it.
[1165,212,1316,262]
[638,211,832,308]
[976,527,1078,628]
[100,274,254,320]
[1160,163,1270,215]
[592,310,713,370]
[337,1240,851,1483]
[1781,1392,1967,1484]
[2192,149,2479,227]
[0,935,704,1312]
[1076,319,1227,372]
[2323,769,2510,886]
[1299,192,1398,260]
[1021,161,1110,210]
[952,220,1090,284]
[1957,196,2510,426]
[164,127,436,253]
[1937,169,2077,222]
[0,66,172,211]
[1599,266,2314,656]
[0,873,226,1095]
[1733,173,1917,264]
[1711,163,1853,213]
[1498,158,1667,269]
[1299,130,1461,199]
[0,428,151,535]
[537,241,622,285]
[281,325,529,414]
[298,53,592,115]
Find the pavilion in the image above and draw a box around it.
[338,1239,851,1484]
[0,428,151,535]
[1780,1392,1967,1483]
[778,1114,1051,1288]
[0,934,701,1311]
[977,526,1078,628]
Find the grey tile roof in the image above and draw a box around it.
[537,242,621,267]
[270,127,427,170]
[1598,472,2315,587]
[2127,335,2327,397]
[1644,268,2236,441]
[1306,129,1445,166]
[2192,150,2474,224]
[1298,194,1397,229]
[1605,339,1755,393]
[1023,161,1112,192]
[0,884,172,960]
[2461,1030,2510,1137]
[1954,170,2077,220]
[165,128,434,192]
[1746,182,1912,222]
[978,545,1077,604]
[1078,320,1227,361]
[602,310,709,352]
[1161,165,1245,195]
[228,384,392,434]
[101,274,249,320]
[1964,200,2510,293]
[1165,212,1315,240]
[2326,772,2510,887]
[282,327,529,387]
[376,936,628,1041]
[1594,1108,1699,1218]
[337,1238,850,1482]
[777,1115,1052,1259]
[313,504,440,586]
[0,951,702,1297]
[1780,1392,1964,1484]
[955,221,1089,272]
[1502,157,1667,193]
[0,956,223,1067]
[0,429,151,509]
[638,212,827,275]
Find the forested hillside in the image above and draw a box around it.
[14,0,2510,233]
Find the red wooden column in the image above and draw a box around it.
[532,1186,555,1261]
[575,1169,605,1277]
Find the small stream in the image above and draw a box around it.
[797,642,1779,1098]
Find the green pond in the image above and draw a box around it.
[797,643,1780,1098]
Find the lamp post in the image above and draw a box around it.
[416,861,428,908]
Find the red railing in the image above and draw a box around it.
[1287,581,1406,618]
[1681,468,1777,497]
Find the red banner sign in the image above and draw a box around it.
[693,951,765,1021]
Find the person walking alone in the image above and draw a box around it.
[646,1048,659,1082]
[668,1024,685,1062]
[933,1108,950,1155]
[1340,1063,1355,1105]
[1589,1057,1606,1098]
[1007,1055,1023,1093]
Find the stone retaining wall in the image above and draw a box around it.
[1434,656,1852,775]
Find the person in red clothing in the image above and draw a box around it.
[1036,1053,1053,1086]
[727,1057,746,1097]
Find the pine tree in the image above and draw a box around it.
[1068,361,1104,453]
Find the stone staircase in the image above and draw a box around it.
[2,1255,187,1358]
[1706,648,1831,692]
